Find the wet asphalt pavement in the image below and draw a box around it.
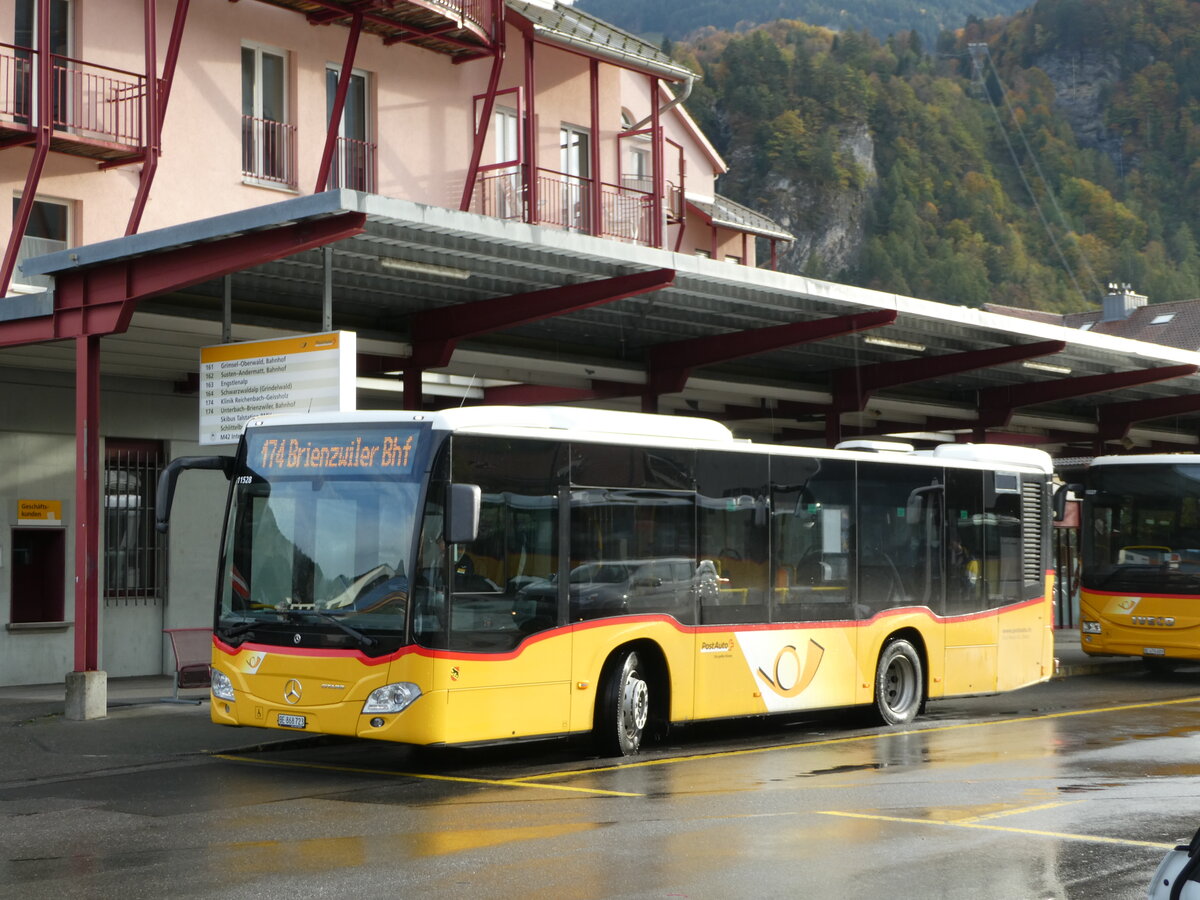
[2,633,1198,899]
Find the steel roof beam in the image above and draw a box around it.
[645,309,896,396]
[978,364,1199,429]
[0,212,367,348]
[408,268,675,370]
[401,267,674,409]
[831,340,1068,413]
[1097,391,1200,441]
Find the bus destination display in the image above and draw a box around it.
[250,428,420,475]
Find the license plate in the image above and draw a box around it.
[1144,647,1166,656]
[277,713,307,729]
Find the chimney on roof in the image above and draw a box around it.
[1102,283,1147,322]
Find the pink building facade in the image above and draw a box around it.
[0,0,790,297]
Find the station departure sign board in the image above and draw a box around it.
[199,331,357,445]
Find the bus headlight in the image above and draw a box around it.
[362,682,422,714]
[211,668,235,702]
[1081,620,1102,635]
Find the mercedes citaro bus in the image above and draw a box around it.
[1067,455,1200,669]
[158,406,1056,755]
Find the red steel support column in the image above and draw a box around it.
[126,0,159,235]
[825,412,841,448]
[589,59,602,236]
[1,0,52,296]
[459,36,506,211]
[315,11,364,193]
[524,35,537,224]
[74,334,101,671]
[650,76,664,248]
[125,0,191,234]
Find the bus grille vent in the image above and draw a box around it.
[1021,481,1044,584]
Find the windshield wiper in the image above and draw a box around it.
[316,612,377,648]
[218,619,259,644]
[279,609,377,648]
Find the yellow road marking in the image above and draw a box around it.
[816,810,1175,850]
[962,801,1079,822]
[512,694,1200,783]
[213,753,643,797]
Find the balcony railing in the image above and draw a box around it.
[473,168,664,247]
[599,181,654,243]
[476,167,524,220]
[329,136,377,192]
[0,44,145,148]
[242,115,297,188]
[536,169,591,232]
[447,0,491,32]
[537,169,658,245]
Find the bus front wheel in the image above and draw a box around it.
[874,639,923,726]
[596,649,649,756]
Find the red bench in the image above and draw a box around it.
[163,628,212,703]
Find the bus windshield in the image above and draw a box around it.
[1083,463,1200,593]
[216,423,429,653]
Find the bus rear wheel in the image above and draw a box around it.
[596,649,649,756]
[874,639,923,726]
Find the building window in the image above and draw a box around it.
[620,111,652,194]
[13,0,71,125]
[241,42,295,187]
[104,439,165,600]
[11,195,69,290]
[491,106,521,219]
[324,65,374,192]
[558,124,590,231]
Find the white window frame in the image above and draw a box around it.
[241,40,293,189]
[11,193,70,292]
[324,63,372,191]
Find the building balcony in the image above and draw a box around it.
[0,44,146,164]
[329,136,377,193]
[473,167,661,247]
[241,115,298,188]
[251,0,498,62]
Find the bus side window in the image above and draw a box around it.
[697,450,769,625]
[446,436,562,651]
[856,462,941,616]
[769,456,854,623]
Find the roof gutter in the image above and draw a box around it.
[630,72,693,132]
[529,23,693,83]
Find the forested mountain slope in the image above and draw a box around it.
[669,0,1200,311]
[576,0,1029,47]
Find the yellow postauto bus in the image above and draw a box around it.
[158,406,1055,756]
[1072,455,1200,668]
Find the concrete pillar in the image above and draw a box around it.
[65,670,108,720]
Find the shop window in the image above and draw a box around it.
[104,439,165,599]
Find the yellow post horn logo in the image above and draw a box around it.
[758,639,825,698]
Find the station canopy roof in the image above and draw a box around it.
[10,190,1200,455]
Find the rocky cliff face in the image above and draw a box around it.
[1033,49,1127,165]
[756,123,879,277]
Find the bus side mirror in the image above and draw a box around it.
[156,456,235,533]
[445,483,481,544]
[1053,483,1083,522]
